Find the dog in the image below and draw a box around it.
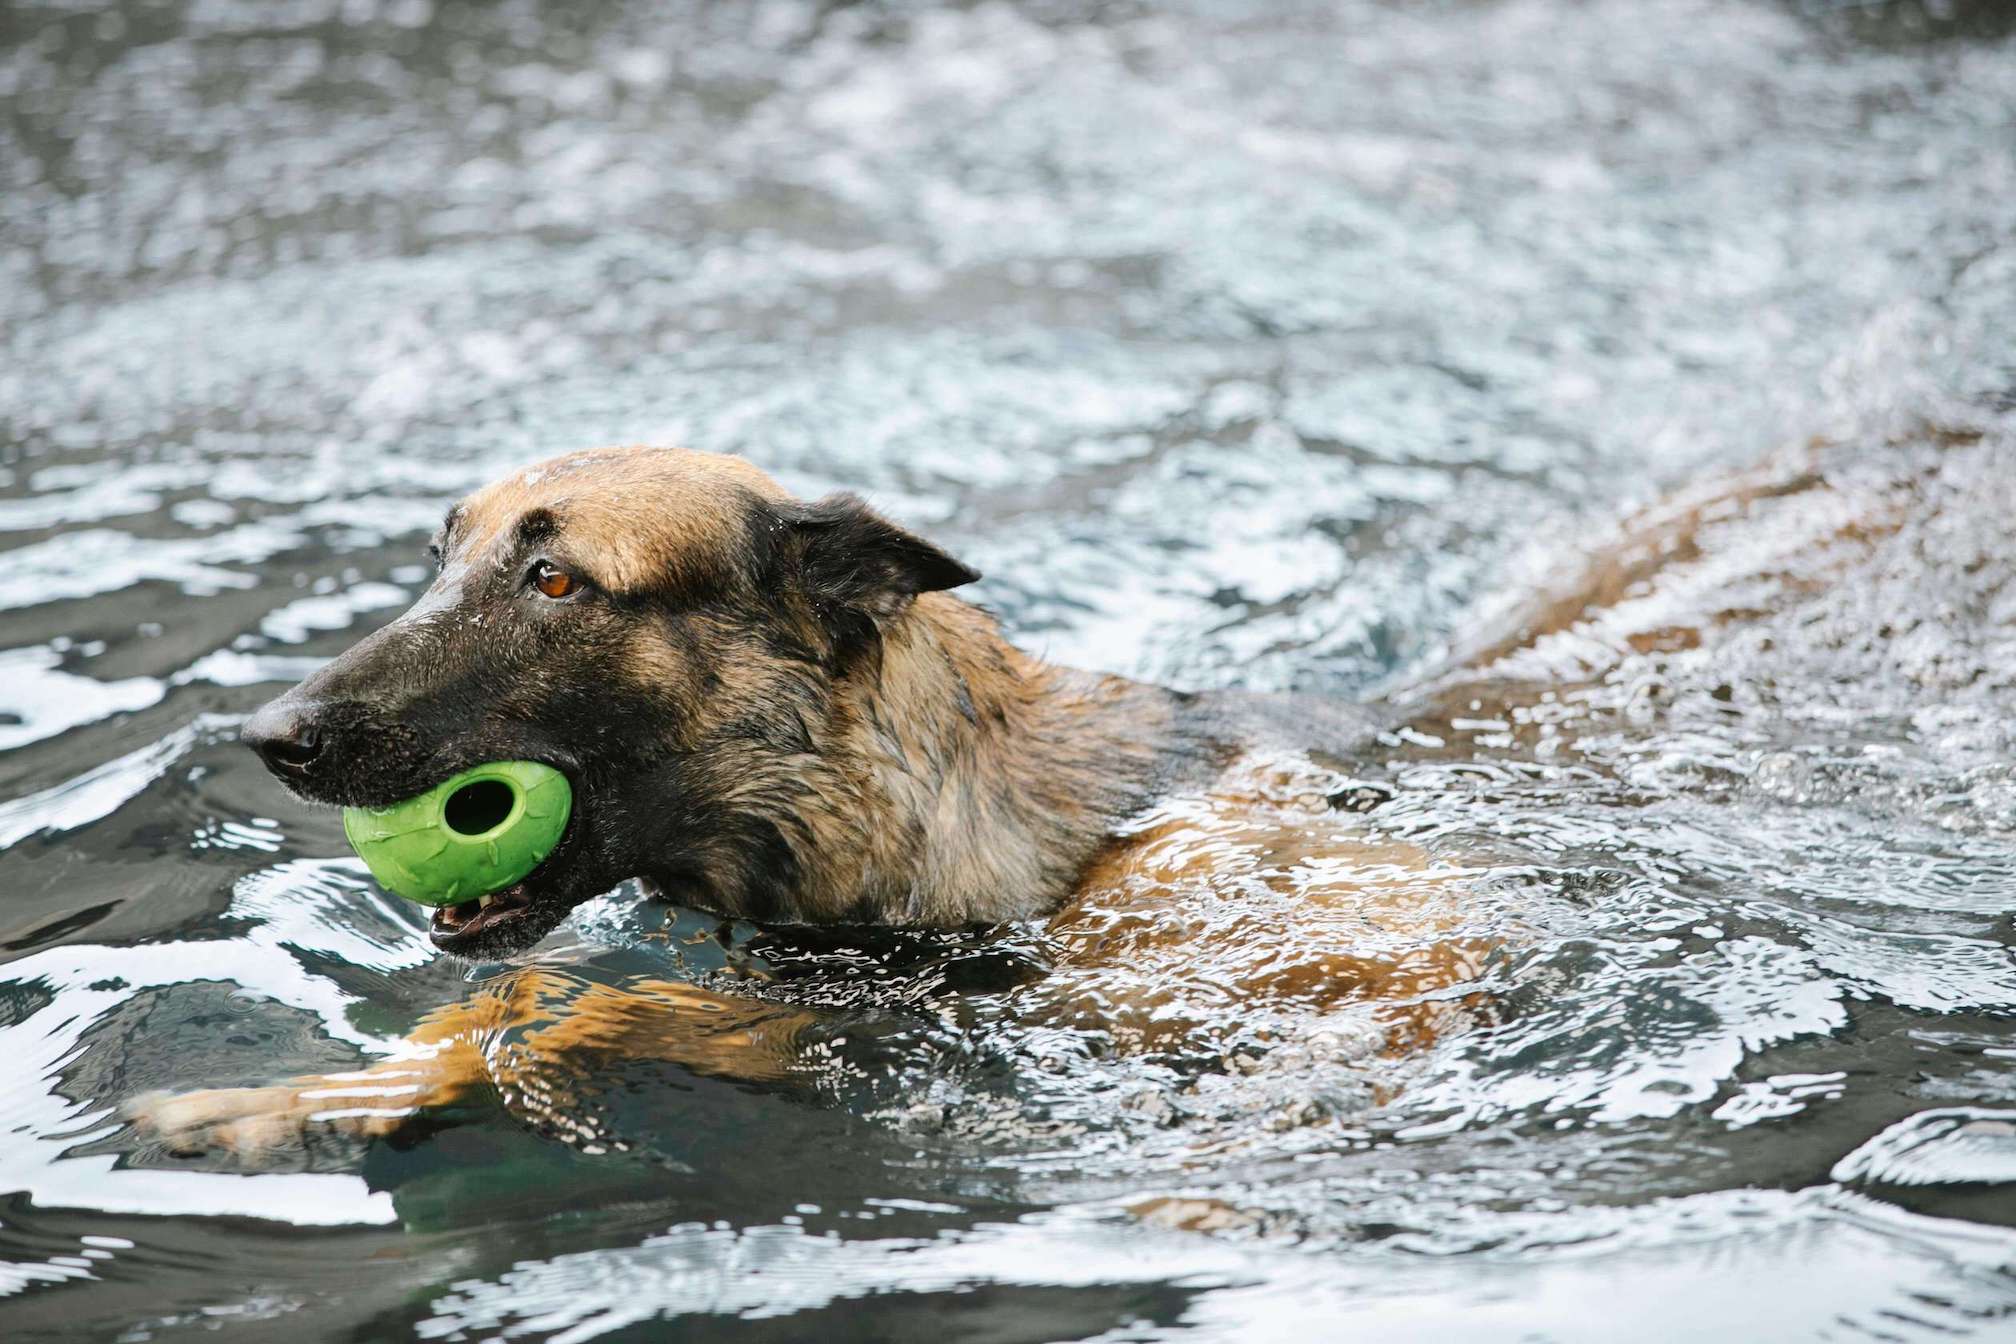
[132,429,1992,1156]
[131,445,1496,1153]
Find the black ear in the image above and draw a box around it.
[784,492,980,621]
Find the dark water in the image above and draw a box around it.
[4,0,2016,1338]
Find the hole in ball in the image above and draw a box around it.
[444,779,515,836]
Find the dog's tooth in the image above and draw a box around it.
[478,894,495,909]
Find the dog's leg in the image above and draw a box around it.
[126,1053,477,1158]
[128,969,820,1157]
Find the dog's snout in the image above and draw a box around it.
[243,698,326,774]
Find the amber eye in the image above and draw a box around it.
[532,561,577,599]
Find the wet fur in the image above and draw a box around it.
[247,447,1267,939]
[135,436,1935,1158]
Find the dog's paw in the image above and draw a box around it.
[124,1084,326,1157]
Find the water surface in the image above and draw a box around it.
[3,0,2015,1338]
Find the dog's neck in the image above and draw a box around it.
[791,594,1194,925]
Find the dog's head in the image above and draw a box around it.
[244,446,978,956]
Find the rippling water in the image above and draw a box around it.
[4,0,2015,1338]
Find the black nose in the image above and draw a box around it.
[243,697,325,774]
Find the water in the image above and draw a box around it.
[3,0,2015,1337]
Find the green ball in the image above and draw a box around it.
[342,761,572,907]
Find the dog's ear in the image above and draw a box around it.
[780,492,980,626]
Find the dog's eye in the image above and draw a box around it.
[532,561,578,600]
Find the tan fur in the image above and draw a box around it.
[1033,756,1491,1058]
[132,970,816,1155]
[776,593,1181,924]
[438,446,1188,926]
[1402,431,1973,742]
[454,446,792,596]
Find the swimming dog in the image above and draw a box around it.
[133,431,1989,1155]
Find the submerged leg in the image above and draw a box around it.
[127,969,821,1157]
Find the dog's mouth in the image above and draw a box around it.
[429,881,537,944]
[426,794,584,955]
